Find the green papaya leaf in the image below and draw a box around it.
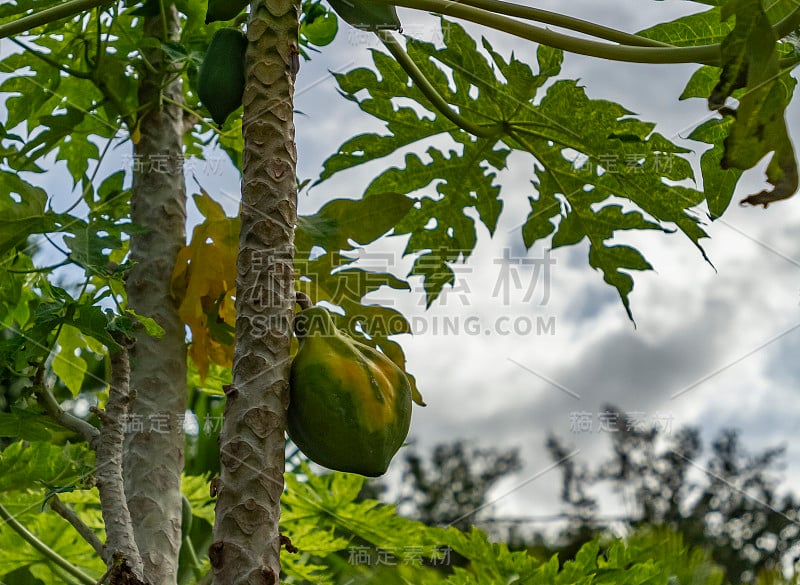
[0,442,95,493]
[319,20,707,316]
[0,173,53,256]
[709,0,798,206]
[52,325,88,397]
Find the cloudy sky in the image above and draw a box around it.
[5,0,800,535]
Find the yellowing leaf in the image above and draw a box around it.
[171,189,239,380]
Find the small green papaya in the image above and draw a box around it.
[197,28,247,127]
[327,0,400,32]
[288,307,412,477]
[205,0,250,24]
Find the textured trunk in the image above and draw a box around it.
[96,344,143,580]
[124,6,187,585]
[210,1,299,583]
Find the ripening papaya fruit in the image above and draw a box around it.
[288,307,412,476]
[205,0,250,24]
[197,28,247,127]
[327,0,401,32]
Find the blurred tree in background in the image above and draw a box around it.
[546,405,800,583]
[363,409,798,583]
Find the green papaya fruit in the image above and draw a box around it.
[205,0,250,24]
[197,28,247,127]
[288,307,412,476]
[327,0,400,32]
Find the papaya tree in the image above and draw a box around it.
[0,0,798,584]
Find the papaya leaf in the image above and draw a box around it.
[0,0,62,19]
[0,492,104,580]
[182,474,217,527]
[0,172,53,256]
[710,0,798,206]
[0,442,95,493]
[18,108,94,181]
[637,5,733,45]
[0,411,67,442]
[4,284,121,370]
[295,191,414,254]
[171,190,239,380]
[636,0,796,46]
[70,305,122,353]
[96,170,126,203]
[52,325,89,397]
[687,118,743,218]
[0,261,38,329]
[0,13,131,180]
[681,65,724,100]
[679,63,795,216]
[215,116,245,172]
[121,310,165,338]
[320,19,709,316]
[0,53,62,134]
[296,252,410,310]
[280,467,721,583]
[367,140,508,306]
[61,219,125,275]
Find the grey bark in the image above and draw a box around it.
[210,1,299,582]
[123,5,188,584]
[94,344,144,580]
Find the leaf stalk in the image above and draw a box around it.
[0,502,98,585]
[377,30,504,138]
[0,0,113,40]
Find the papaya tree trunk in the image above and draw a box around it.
[210,1,299,582]
[123,6,188,585]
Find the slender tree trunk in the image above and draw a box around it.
[210,1,299,582]
[95,343,144,581]
[124,6,188,584]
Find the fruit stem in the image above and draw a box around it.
[295,291,313,310]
